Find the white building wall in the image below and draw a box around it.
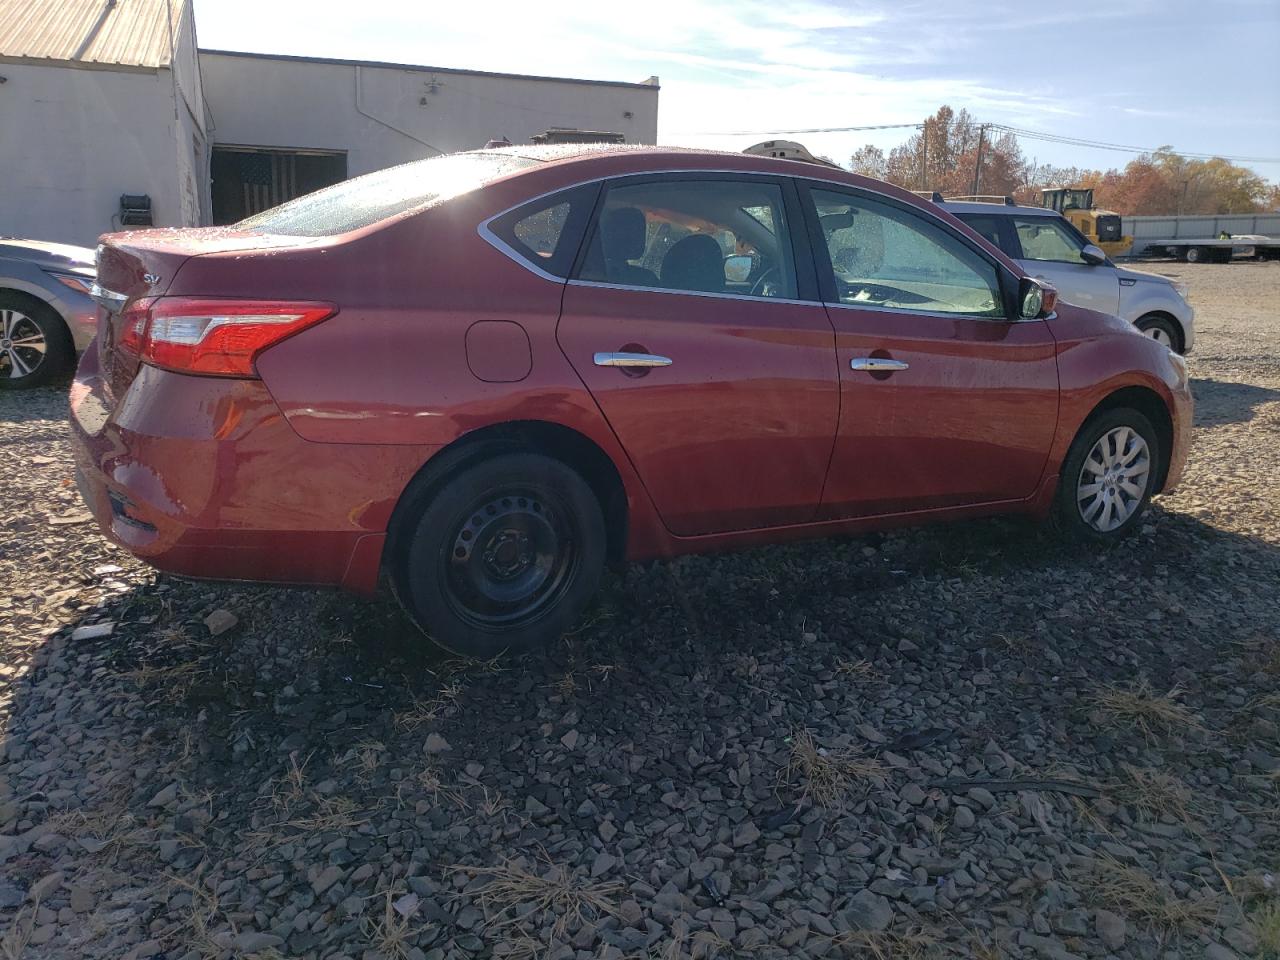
[0,63,184,245]
[199,52,659,177]
[169,1,209,225]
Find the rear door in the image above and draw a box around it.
[800,184,1060,518]
[556,174,839,536]
[1009,214,1120,314]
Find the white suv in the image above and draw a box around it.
[943,199,1194,353]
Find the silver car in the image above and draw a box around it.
[945,200,1194,353]
[0,238,98,388]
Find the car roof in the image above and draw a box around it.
[936,200,1060,218]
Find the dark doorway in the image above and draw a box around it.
[211,146,347,224]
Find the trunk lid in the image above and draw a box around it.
[94,227,319,397]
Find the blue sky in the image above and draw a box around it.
[193,0,1280,182]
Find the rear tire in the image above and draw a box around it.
[0,293,73,389]
[1184,246,1206,263]
[394,452,606,658]
[1054,408,1160,542]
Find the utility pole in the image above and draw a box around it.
[920,124,928,191]
[971,124,987,196]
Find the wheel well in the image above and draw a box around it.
[385,421,629,575]
[1134,311,1185,353]
[0,287,67,331]
[1082,386,1175,493]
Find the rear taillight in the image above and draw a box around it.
[116,298,335,376]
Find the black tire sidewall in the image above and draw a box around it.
[1055,408,1160,542]
[399,452,606,658]
[0,294,74,390]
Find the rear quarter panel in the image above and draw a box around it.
[191,175,670,558]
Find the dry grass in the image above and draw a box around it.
[393,683,463,733]
[1110,764,1206,827]
[785,729,884,809]
[824,927,940,959]
[1252,902,1280,959]
[361,888,424,960]
[452,857,622,939]
[1084,856,1219,929]
[164,876,232,959]
[834,658,881,682]
[1090,679,1204,740]
[551,672,579,697]
[343,738,385,784]
[1250,691,1280,712]
[264,751,310,815]
[1,895,39,960]
[123,659,203,705]
[247,794,367,853]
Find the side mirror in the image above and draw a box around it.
[1080,244,1107,265]
[723,254,753,283]
[1019,277,1058,319]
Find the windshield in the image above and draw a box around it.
[236,152,540,236]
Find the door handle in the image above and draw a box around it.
[850,357,909,372]
[594,352,672,368]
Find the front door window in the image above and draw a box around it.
[811,189,1004,318]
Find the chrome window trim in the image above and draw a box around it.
[476,167,1027,310]
[822,300,1040,324]
[567,278,818,307]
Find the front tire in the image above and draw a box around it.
[394,452,606,658]
[1135,314,1181,353]
[0,294,73,389]
[1054,408,1160,542]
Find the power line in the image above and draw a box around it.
[988,124,1280,164]
[675,118,1280,165]
[674,122,922,136]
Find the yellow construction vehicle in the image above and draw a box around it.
[1041,187,1132,258]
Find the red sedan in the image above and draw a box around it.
[71,146,1192,657]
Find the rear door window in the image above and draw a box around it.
[954,214,1009,254]
[576,177,798,299]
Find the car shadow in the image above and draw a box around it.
[1191,375,1280,427]
[3,501,1278,953]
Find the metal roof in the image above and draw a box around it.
[198,49,661,91]
[0,0,187,70]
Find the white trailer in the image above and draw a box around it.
[1157,236,1280,263]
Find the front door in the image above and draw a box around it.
[1011,214,1120,314]
[801,185,1061,518]
[557,175,839,536]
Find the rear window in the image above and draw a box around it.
[237,152,540,237]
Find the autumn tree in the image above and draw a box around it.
[846,108,1278,215]
[849,106,1027,197]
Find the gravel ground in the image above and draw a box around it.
[2,261,1278,960]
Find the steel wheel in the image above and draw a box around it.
[0,308,48,381]
[396,452,607,658]
[1076,425,1151,533]
[442,489,578,629]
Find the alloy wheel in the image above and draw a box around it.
[0,309,48,380]
[1142,326,1173,348]
[1076,425,1151,532]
